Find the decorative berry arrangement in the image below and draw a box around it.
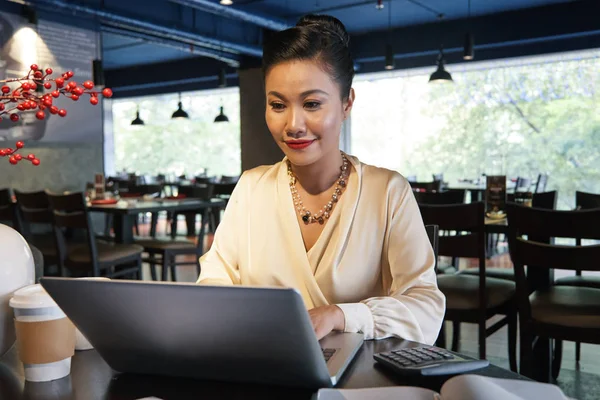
[0,64,113,166]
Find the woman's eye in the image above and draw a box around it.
[304,101,321,110]
[270,102,285,111]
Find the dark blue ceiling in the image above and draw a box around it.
[13,0,598,97]
[98,0,576,69]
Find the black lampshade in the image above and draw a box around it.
[429,49,453,83]
[463,32,474,60]
[131,109,144,125]
[214,106,229,123]
[171,93,189,119]
[385,44,394,70]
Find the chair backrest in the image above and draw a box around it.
[507,204,600,272]
[506,203,600,320]
[47,192,99,273]
[14,190,53,238]
[410,181,442,193]
[575,191,600,210]
[514,177,532,192]
[177,184,213,200]
[507,190,557,210]
[425,225,439,272]
[0,188,14,221]
[419,202,485,260]
[534,173,548,193]
[414,190,465,205]
[47,192,90,230]
[194,176,215,184]
[14,190,53,224]
[0,188,20,230]
[432,173,444,182]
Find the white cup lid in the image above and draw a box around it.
[9,284,58,309]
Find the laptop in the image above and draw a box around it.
[39,278,363,388]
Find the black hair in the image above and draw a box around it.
[262,14,355,101]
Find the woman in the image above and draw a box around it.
[197,15,445,345]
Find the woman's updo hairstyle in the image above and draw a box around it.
[262,14,355,101]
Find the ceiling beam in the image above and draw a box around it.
[169,0,292,31]
[352,0,600,71]
[26,0,262,62]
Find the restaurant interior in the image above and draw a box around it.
[0,0,599,399]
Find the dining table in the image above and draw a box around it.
[88,198,226,244]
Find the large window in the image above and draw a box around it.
[111,88,241,177]
[351,50,600,209]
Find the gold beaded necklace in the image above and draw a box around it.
[287,152,349,225]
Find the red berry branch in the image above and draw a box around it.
[0,141,39,165]
[0,64,113,166]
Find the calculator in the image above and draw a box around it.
[373,346,490,376]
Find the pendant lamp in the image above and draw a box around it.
[131,107,144,125]
[171,93,189,119]
[429,47,453,83]
[214,106,229,123]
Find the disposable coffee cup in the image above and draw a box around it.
[9,284,75,382]
[74,277,110,351]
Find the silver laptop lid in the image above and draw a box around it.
[40,278,338,388]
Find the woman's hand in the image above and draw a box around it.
[308,305,345,340]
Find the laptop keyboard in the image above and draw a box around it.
[322,348,337,362]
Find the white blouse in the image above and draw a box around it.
[197,155,445,344]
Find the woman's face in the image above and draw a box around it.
[265,60,354,167]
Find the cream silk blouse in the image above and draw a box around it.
[197,155,445,345]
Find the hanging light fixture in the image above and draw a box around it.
[214,106,229,123]
[131,106,144,126]
[220,0,233,5]
[171,93,189,119]
[384,0,394,70]
[375,0,384,10]
[463,0,474,60]
[429,46,453,83]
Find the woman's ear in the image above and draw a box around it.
[343,88,355,119]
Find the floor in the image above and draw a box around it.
[135,215,599,400]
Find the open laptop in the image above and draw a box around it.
[39,278,363,388]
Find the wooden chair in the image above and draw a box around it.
[47,192,143,278]
[414,190,465,205]
[462,191,558,282]
[513,177,532,193]
[553,190,600,365]
[135,218,207,282]
[170,184,214,238]
[534,174,549,193]
[506,204,600,381]
[14,190,59,275]
[420,202,517,372]
[415,190,465,274]
[138,182,212,281]
[0,188,20,230]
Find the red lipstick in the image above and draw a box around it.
[285,140,315,150]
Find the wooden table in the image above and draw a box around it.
[88,198,226,244]
[0,338,528,400]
